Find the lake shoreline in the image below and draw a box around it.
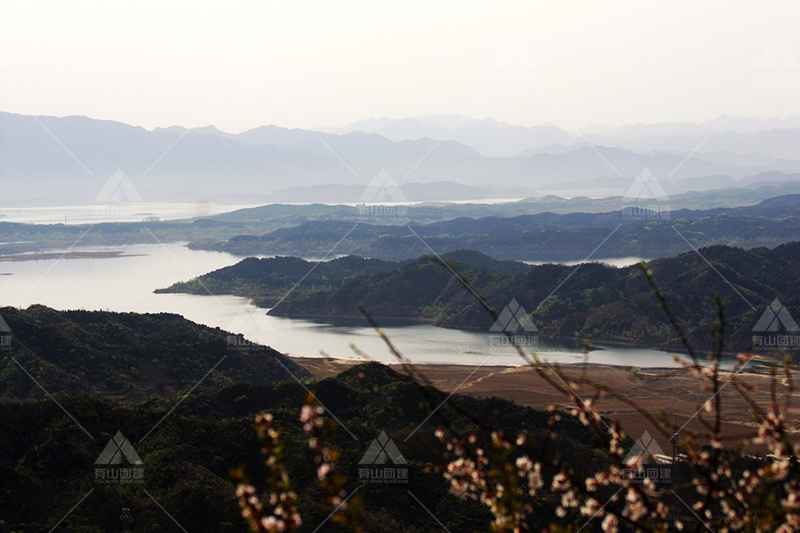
[0,250,145,262]
[265,308,756,359]
[286,352,776,374]
[288,356,798,451]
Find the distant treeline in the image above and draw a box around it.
[190,194,800,261]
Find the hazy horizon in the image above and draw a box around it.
[2,1,798,133]
[5,109,800,137]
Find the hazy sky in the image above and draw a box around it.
[1,0,798,133]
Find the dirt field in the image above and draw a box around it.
[291,356,800,454]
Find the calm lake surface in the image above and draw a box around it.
[0,242,693,367]
[0,202,263,225]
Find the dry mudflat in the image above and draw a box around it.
[291,356,800,453]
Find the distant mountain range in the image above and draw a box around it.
[1,111,799,205]
[322,114,800,158]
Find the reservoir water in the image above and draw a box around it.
[0,202,262,225]
[0,242,694,368]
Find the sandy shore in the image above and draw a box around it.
[290,356,799,453]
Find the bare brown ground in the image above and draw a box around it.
[290,357,800,454]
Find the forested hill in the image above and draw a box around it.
[0,305,307,400]
[156,250,529,306]
[264,242,800,354]
[156,255,401,306]
[0,363,610,533]
[189,194,800,261]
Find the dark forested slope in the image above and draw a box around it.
[260,243,800,354]
[0,305,307,400]
[0,363,608,533]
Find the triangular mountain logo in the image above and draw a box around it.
[95,431,143,465]
[490,41,538,71]
[96,168,143,203]
[0,313,10,333]
[624,168,670,201]
[623,431,665,467]
[121,508,133,533]
[359,431,407,465]
[753,36,800,70]
[227,305,274,334]
[753,298,799,332]
[490,298,537,333]
[359,168,407,203]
